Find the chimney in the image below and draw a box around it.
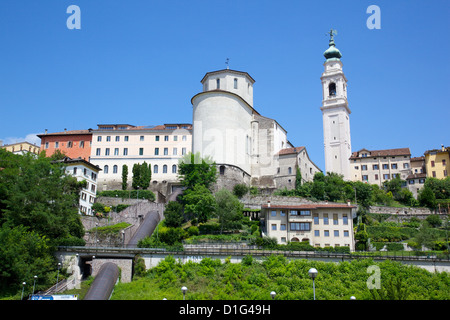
[267,200,271,208]
[45,129,48,134]
[442,144,445,152]
[64,128,67,133]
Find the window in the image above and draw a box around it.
[409,179,415,185]
[382,164,389,169]
[234,78,238,89]
[173,148,177,155]
[431,161,435,167]
[164,136,169,141]
[323,214,329,225]
[216,78,220,89]
[333,214,338,225]
[280,224,286,231]
[280,211,286,217]
[96,148,101,156]
[124,136,129,142]
[375,174,379,180]
[334,230,340,237]
[140,136,144,141]
[220,165,225,175]
[403,163,409,169]
[324,230,330,237]
[155,136,160,141]
[106,136,111,142]
[361,165,367,171]
[154,165,158,174]
[55,142,59,148]
[432,171,436,177]
[344,231,349,237]
[391,163,398,169]
[300,210,311,216]
[80,141,85,148]
[173,136,178,141]
[139,148,144,155]
[104,165,109,174]
[271,210,277,217]
[67,141,73,148]
[443,159,447,166]
[155,148,159,155]
[383,174,390,180]
[444,170,448,177]
[290,210,298,216]
[290,222,310,231]
[373,164,379,170]
[362,175,368,181]
[73,167,77,175]
[313,214,319,225]
[164,148,168,155]
[172,165,177,173]
[182,147,186,155]
[123,148,128,156]
[288,167,292,174]
[97,136,102,142]
[113,165,118,174]
[163,165,167,173]
[105,148,110,156]
[115,136,120,142]
[314,230,320,237]
[271,224,277,231]
[343,214,348,225]
[328,82,336,96]
[114,148,119,155]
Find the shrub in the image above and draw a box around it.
[187,226,199,237]
[233,184,249,198]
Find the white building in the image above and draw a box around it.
[89,123,192,198]
[56,157,101,216]
[191,68,319,191]
[320,33,352,180]
[262,203,356,251]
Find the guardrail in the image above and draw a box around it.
[57,246,450,262]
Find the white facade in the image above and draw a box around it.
[59,158,101,216]
[262,204,356,251]
[89,124,192,193]
[320,42,352,180]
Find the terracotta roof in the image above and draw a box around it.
[262,203,356,209]
[37,130,92,137]
[411,156,425,162]
[406,173,426,180]
[350,147,411,159]
[277,146,305,156]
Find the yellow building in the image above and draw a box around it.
[0,141,40,156]
[424,146,449,179]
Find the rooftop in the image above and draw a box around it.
[350,147,411,159]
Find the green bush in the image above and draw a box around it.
[98,189,155,201]
[187,226,199,237]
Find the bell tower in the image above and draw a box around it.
[320,30,352,180]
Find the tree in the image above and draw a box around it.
[295,167,302,190]
[233,183,248,198]
[132,162,151,190]
[122,164,128,190]
[418,186,436,209]
[214,189,244,233]
[178,152,217,191]
[183,184,216,223]
[132,163,141,190]
[353,181,373,208]
[164,201,184,228]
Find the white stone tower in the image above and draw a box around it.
[320,30,352,180]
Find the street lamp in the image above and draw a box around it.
[181,286,187,300]
[32,275,38,295]
[270,291,276,300]
[21,282,26,300]
[308,268,318,300]
[350,296,356,300]
[56,262,61,292]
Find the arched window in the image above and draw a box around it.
[216,78,220,89]
[288,167,292,175]
[219,165,225,175]
[154,165,158,174]
[234,78,238,89]
[329,82,336,96]
[172,164,177,173]
[113,165,118,174]
[104,165,109,174]
[163,165,167,173]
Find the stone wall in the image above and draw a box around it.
[91,258,133,283]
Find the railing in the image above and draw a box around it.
[57,245,450,262]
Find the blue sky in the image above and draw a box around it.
[0,0,449,171]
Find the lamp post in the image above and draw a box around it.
[270,291,276,300]
[308,268,318,300]
[56,262,61,292]
[21,282,26,300]
[32,275,37,295]
[181,286,187,300]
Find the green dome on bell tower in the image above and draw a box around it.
[323,29,342,61]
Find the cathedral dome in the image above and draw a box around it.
[323,39,342,61]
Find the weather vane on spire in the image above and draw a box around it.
[225,58,230,69]
[327,29,338,41]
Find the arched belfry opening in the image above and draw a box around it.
[328,82,336,96]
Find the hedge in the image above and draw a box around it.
[98,189,155,201]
